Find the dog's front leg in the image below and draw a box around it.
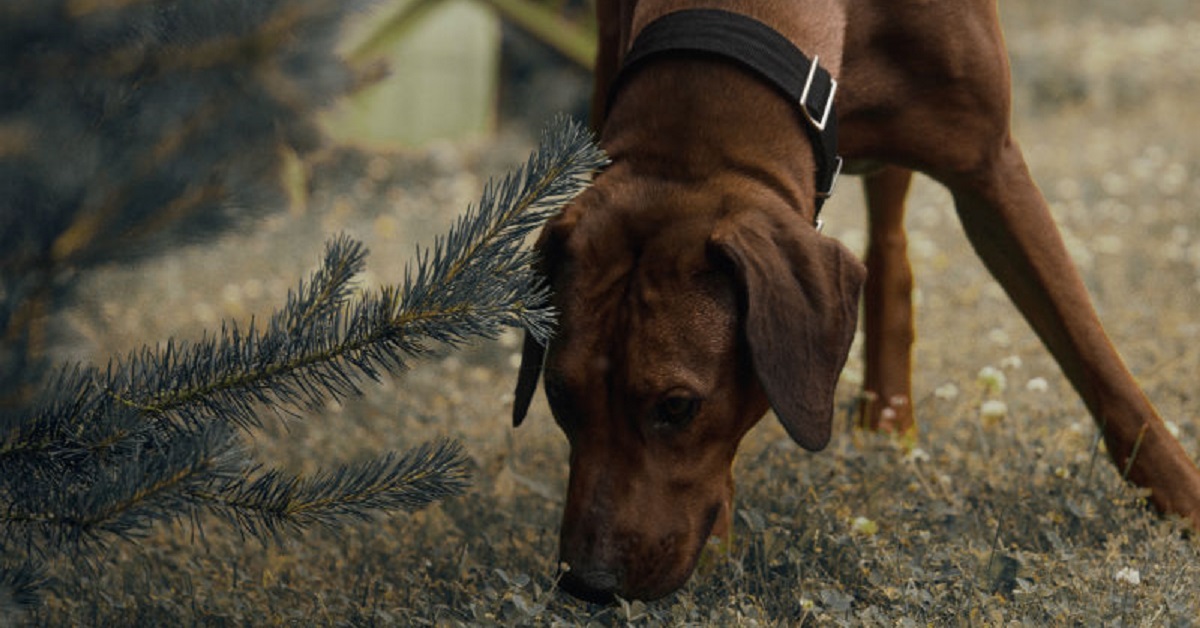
[861,165,917,436]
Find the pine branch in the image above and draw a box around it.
[0,365,149,470]
[0,117,605,602]
[96,116,605,432]
[204,439,471,542]
[402,115,606,344]
[281,235,369,337]
[0,560,44,617]
[0,420,242,554]
[0,1,611,611]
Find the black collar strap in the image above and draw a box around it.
[608,8,843,223]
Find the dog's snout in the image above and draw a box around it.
[558,567,619,604]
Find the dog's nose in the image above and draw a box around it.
[558,568,618,604]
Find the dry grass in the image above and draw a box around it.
[32,1,1200,624]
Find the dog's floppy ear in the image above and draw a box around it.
[711,210,865,451]
[512,209,577,427]
[512,332,545,427]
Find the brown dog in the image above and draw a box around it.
[513,0,1200,602]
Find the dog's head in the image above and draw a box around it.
[512,172,864,602]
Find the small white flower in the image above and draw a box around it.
[987,328,1011,346]
[977,366,1007,395]
[1025,377,1050,393]
[850,516,878,536]
[1000,355,1023,370]
[1115,567,1141,586]
[980,399,1008,424]
[904,447,931,464]
[934,383,960,400]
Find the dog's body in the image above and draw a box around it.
[513,0,1200,602]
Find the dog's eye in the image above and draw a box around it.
[655,394,700,428]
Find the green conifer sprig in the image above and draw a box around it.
[206,439,470,542]
[281,235,370,338]
[0,559,44,616]
[91,117,605,434]
[399,115,607,346]
[0,117,605,608]
[0,415,240,554]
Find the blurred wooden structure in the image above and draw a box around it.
[324,0,595,148]
[325,0,501,147]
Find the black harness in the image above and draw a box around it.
[607,9,843,223]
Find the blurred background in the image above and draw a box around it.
[323,0,594,146]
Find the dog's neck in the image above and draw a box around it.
[598,0,847,225]
[626,0,847,63]
[600,57,823,224]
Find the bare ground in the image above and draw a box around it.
[33,1,1200,625]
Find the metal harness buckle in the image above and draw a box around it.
[817,155,843,199]
[799,55,837,132]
